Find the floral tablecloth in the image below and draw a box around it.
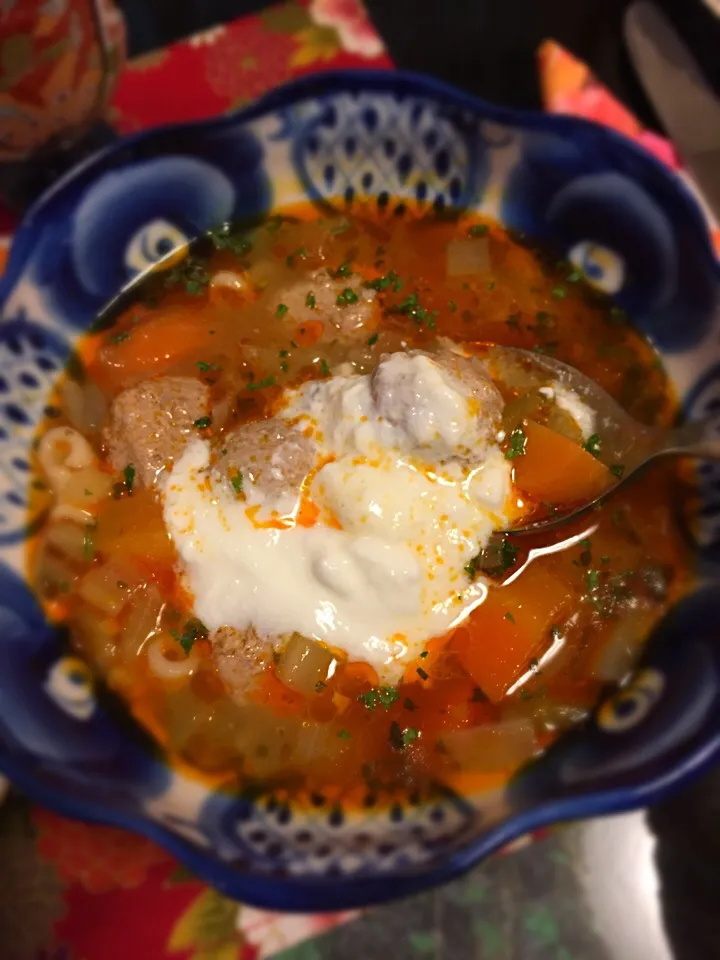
[0,3,716,959]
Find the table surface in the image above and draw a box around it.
[1,3,719,959]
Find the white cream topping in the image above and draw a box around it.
[163,353,511,679]
[539,383,596,440]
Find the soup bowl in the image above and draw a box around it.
[0,71,719,911]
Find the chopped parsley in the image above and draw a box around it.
[170,618,208,655]
[449,299,457,312]
[246,376,276,391]
[390,290,438,328]
[279,349,289,358]
[108,330,130,344]
[193,416,212,430]
[164,257,209,296]
[404,698,416,711]
[504,611,515,623]
[487,281,495,291]
[336,287,359,306]
[275,303,289,319]
[505,427,527,460]
[468,223,489,237]
[610,463,625,479]
[358,686,399,711]
[584,433,602,458]
[123,464,135,493]
[552,285,567,300]
[464,555,481,580]
[416,667,429,681]
[419,650,428,659]
[337,729,352,740]
[305,291,316,309]
[207,223,253,256]
[230,472,244,495]
[280,361,289,373]
[389,722,420,749]
[332,260,352,278]
[566,269,582,282]
[196,360,212,372]
[83,527,94,561]
[367,332,379,346]
[315,680,327,692]
[319,359,331,377]
[586,569,601,592]
[331,220,352,235]
[550,625,563,640]
[506,312,521,330]
[365,270,402,292]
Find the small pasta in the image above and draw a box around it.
[37,426,112,515]
[147,635,200,680]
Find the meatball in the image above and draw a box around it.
[213,418,317,504]
[103,376,209,487]
[212,625,273,705]
[276,268,377,336]
[370,348,503,458]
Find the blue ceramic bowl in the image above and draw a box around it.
[0,71,719,911]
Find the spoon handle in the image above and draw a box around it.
[662,419,720,460]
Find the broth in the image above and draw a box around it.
[27,203,693,799]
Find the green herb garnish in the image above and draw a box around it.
[449,299,457,312]
[230,472,244,496]
[337,729,352,740]
[358,686,399,711]
[367,332,379,346]
[416,667,429,681]
[170,618,208,655]
[468,223,489,237]
[332,260,352,278]
[108,330,130,344]
[336,287,359,306]
[275,303,289,319]
[319,359,331,377]
[584,434,602,458]
[123,464,135,493]
[365,270,401,292]
[305,291,316,309]
[246,376,276,391]
[504,612,515,623]
[207,223,253,256]
[286,247,308,268]
[505,427,527,460]
[389,722,420,750]
[610,463,625,478]
[193,416,212,429]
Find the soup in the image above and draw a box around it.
[27,204,693,798]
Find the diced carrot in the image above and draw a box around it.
[512,420,612,505]
[293,319,324,347]
[92,307,216,391]
[451,562,570,701]
[295,497,320,528]
[402,632,454,686]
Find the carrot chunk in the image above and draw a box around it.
[512,420,612,505]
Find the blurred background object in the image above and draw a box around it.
[0,0,125,209]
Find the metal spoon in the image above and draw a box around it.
[480,345,720,537]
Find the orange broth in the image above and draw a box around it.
[26,203,694,800]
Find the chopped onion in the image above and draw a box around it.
[531,701,588,735]
[60,379,108,434]
[544,404,584,445]
[442,718,538,772]
[77,562,137,616]
[592,608,653,682]
[120,584,163,657]
[446,238,490,276]
[277,632,336,695]
[35,552,79,600]
[45,521,92,563]
[69,606,118,670]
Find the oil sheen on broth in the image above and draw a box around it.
[27,204,693,799]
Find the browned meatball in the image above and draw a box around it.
[103,376,209,487]
[213,418,316,502]
[276,269,377,336]
[212,626,273,705]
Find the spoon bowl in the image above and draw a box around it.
[483,345,720,536]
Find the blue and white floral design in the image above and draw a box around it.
[0,71,718,910]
